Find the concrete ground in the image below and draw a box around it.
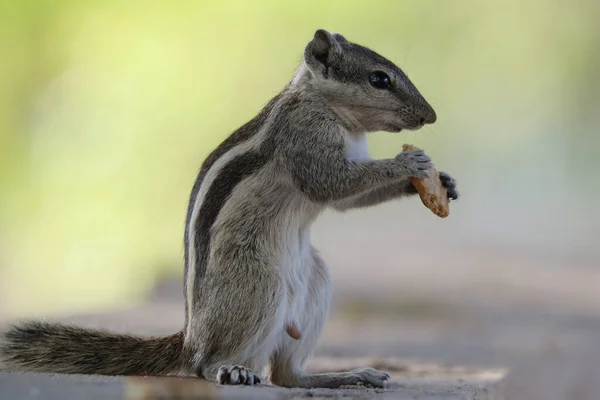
[1,356,505,400]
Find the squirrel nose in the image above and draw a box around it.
[420,107,437,125]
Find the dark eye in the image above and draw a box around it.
[369,71,391,89]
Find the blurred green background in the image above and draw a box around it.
[1,0,598,318]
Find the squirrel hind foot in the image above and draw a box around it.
[217,365,261,385]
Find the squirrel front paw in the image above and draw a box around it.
[395,150,433,178]
[439,171,459,200]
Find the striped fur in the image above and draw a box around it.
[183,93,283,325]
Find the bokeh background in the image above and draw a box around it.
[1,0,600,367]
[2,1,600,397]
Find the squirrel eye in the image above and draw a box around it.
[369,71,391,89]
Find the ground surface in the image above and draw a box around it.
[1,357,505,400]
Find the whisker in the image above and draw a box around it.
[407,130,417,144]
[402,42,415,69]
[425,125,439,139]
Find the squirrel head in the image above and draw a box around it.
[302,29,436,133]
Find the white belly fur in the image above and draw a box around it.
[344,132,371,162]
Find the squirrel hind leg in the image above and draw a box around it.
[187,267,285,384]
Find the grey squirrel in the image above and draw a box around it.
[0,29,458,388]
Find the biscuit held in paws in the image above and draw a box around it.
[402,144,450,218]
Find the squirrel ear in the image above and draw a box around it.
[332,33,348,44]
[304,29,343,78]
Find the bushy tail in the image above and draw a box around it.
[0,321,184,375]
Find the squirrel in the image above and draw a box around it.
[0,29,458,388]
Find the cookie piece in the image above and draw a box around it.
[402,144,449,218]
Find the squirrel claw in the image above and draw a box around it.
[217,365,261,386]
